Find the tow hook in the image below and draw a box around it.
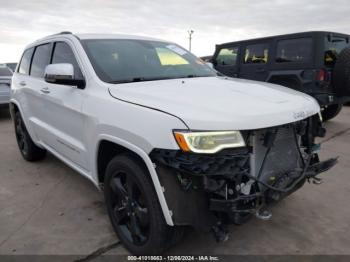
[211,222,229,242]
[308,176,323,185]
[255,208,272,221]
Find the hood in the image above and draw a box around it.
[108,77,320,130]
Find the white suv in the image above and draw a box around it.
[11,32,337,254]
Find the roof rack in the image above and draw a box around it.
[39,31,73,40]
[58,31,72,35]
[45,31,73,38]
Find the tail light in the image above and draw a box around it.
[316,69,327,82]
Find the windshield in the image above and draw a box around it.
[81,39,217,83]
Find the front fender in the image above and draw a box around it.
[94,134,174,226]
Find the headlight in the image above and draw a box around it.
[174,131,245,154]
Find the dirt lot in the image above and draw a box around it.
[0,107,349,259]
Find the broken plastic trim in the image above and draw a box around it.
[150,116,337,230]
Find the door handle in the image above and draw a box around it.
[19,81,26,86]
[255,68,266,73]
[40,87,50,94]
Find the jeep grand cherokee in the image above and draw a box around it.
[10,32,337,255]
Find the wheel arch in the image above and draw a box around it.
[95,134,174,226]
[9,100,41,145]
[9,100,20,118]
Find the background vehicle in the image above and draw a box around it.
[5,63,18,72]
[211,31,350,121]
[200,55,212,62]
[0,64,13,108]
[11,32,336,255]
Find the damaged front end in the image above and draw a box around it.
[150,114,337,241]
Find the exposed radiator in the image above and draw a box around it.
[250,125,303,189]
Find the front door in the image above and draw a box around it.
[36,41,89,171]
[214,45,240,77]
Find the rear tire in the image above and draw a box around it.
[104,154,182,255]
[14,111,46,161]
[321,104,343,121]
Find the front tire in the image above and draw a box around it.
[104,154,181,255]
[14,111,46,161]
[321,104,343,121]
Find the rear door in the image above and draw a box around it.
[25,43,54,141]
[239,42,270,81]
[11,47,35,133]
[213,45,240,77]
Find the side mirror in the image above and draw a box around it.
[206,62,214,69]
[44,63,85,89]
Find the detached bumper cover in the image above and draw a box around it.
[306,157,338,177]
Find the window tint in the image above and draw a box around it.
[276,38,312,63]
[82,39,216,83]
[31,44,51,78]
[18,48,34,75]
[52,42,83,79]
[0,66,13,76]
[215,47,238,66]
[244,44,269,64]
[156,47,189,65]
[324,36,350,66]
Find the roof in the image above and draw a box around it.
[75,33,166,42]
[217,31,350,47]
[32,32,168,44]
[24,32,171,50]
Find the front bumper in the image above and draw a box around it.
[314,93,350,106]
[150,115,337,230]
[209,157,337,215]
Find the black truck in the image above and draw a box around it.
[211,31,350,121]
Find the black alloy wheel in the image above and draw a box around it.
[109,170,150,245]
[104,155,183,255]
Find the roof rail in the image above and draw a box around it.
[39,31,73,40]
[58,31,72,35]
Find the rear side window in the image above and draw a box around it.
[276,38,312,63]
[31,44,52,78]
[52,42,83,79]
[244,43,269,64]
[215,47,239,66]
[324,36,350,66]
[18,48,34,75]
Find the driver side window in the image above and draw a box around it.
[51,42,83,79]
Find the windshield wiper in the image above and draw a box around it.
[107,76,174,84]
[107,75,214,84]
[185,74,196,78]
